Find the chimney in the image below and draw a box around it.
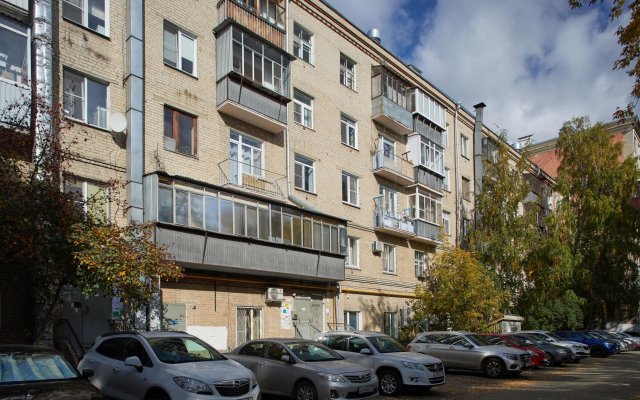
[367,28,381,44]
[473,102,486,195]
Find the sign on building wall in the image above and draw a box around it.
[280,297,293,329]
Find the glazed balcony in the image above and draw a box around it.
[216,0,286,49]
[371,95,413,135]
[371,66,413,135]
[372,150,414,186]
[412,219,442,245]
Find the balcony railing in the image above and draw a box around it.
[217,0,286,49]
[372,150,414,186]
[371,95,413,135]
[412,219,441,245]
[218,158,286,199]
[373,197,415,238]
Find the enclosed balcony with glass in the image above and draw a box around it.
[408,189,443,245]
[216,0,286,49]
[407,124,445,193]
[412,89,446,130]
[371,66,413,135]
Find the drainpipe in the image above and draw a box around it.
[31,0,52,175]
[472,102,486,224]
[453,102,460,244]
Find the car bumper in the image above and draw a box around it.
[166,384,261,400]
[504,359,527,371]
[401,368,446,387]
[317,380,378,400]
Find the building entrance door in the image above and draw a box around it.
[293,296,323,339]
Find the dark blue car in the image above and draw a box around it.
[554,331,616,357]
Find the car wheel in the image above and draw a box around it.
[294,380,317,400]
[591,346,607,358]
[146,390,170,400]
[542,352,554,367]
[483,357,506,379]
[378,369,403,396]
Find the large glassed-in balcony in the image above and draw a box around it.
[408,189,443,245]
[372,150,414,186]
[216,0,286,49]
[371,66,413,135]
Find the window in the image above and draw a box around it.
[443,167,451,191]
[344,311,359,330]
[462,217,471,237]
[461,135,470,158]
[442,211,451,235]
[64,179,109,221]
[379,186,397,214]
[230,131,263,179]
[123,339,153,367]
[164,107,196,156]
[340,114,357,148]
[96,338,127,360]
[383,243,395,273]
[346,237,359,268]
[409,192,442,225]
[0,16,29,85]
[443,128,449,148]
[341,172,359,206]
[239,342,265,357]
[340,53,356,90]
[420,138,444,175]
[372,67,411,110]
[258,0,285,28]
[163,21,196,75]
[62,0,108,35]
[383,312,398,338]
[293,23,312,63]
[415,251,427,278]
[63,69,108,129]
[294,90,313,128]
[237,307,262,346]
[462,177,471,201]
[294,154,315,193]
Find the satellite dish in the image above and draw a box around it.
[110,112,127,133]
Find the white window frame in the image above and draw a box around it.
[163,21,197,76]
[383,243,396,274]
[62,0,110,36]
[347,237,359,268]
[420,138,444,175]
[294,153,315,193]
[232,27,288,94]
[64,179,110,221]
[294,89,313,128]
[293,23,313,64]
[409,192,442,225]
[342,172,359,206]
[442,211,451,235]
[0,16,30,86]
[63,69,109,129]
[230,131,264,178]
[344,310,360,330]
[415,250,427,278]
[340,53,356,90]
[236,307,263,346]
[443,167,451,191]
[340,114,358,149]
[379,185,398,215]
[461,135,470,158]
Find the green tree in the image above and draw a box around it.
[413,247,506,332]
[556,117,640,326]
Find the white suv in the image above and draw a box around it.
[78,331,260,400]
[315,331,445,396]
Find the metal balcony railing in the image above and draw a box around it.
[217,0,286,49]
[218,158,286,199]
[372,150,414,182]
[373,197,414,235]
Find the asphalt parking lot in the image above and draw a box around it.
[387,351,640,400]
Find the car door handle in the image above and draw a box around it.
[113,367,121,373]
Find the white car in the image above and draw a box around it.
[315,331,445,396]
[78,331,260,400]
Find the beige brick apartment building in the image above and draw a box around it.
[0,0,555,349]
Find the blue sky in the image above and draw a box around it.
[326,0,632,142]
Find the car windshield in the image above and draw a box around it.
[522,333,548,344]
[0,352,79,383]
[546,332,564,341]
[286,342,343,362]
[588,332,605,339]
[147,337,226,364]
[509,336,531,347]
[466,334,493,346]
[365,335,406,353]
[596,332,616,339]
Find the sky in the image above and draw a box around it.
[326,0,633,143]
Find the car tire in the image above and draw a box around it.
[591,346,608,358]
[543,352,553,367]
[483,357,506,379]
[378,369,403,396]
[146,390,170,400]
[294,380,317,400]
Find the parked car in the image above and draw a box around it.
[519,330,590,361]
[506,333,571,366]
[78,331,260,400]
[0,344,104,399]
[479,333,546,368]
[315,331,445,396]
[624,331,640,338]
[554,331,617,357]
[227,339,377,400]
[613,332,640,350]
[585,331,626,352]
[408,331,531,378]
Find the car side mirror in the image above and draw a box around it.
[124,356,143,372]
[280,355,292,363]
[359,348,372,355]
[81,369,94,378]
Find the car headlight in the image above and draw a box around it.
[557,349,567,354]
[251,371,258,389]
[173,377,213,395]
[318,373,347,383]
[503,353,518,360]
[401,361,424,370]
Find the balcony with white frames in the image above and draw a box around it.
[372,150,414,186]
[218,158,287,200]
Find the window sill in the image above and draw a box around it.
[294,121,315,131]
[342,201,360,209]
[164,147,198,159]
[65,116,111,133]
[345,265,360,270]
[63,17,111,40]
[164,63,198,79]
[340,83,357,93]
[382,271,397,276]
[341,143,359,151]
[295,187,317,196]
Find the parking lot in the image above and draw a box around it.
[388,352,640,400]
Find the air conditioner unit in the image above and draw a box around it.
[266,287,284,302]
[371,241,384,253]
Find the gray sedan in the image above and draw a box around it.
[227,339,378,400]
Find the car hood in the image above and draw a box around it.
[557,340,586,348]
[384,351,441,364]
[0,379,102,399]
[299,359,372,374]
[164,359,251,384]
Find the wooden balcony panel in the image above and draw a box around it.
[217,0,286,49]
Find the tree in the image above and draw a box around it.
[569,0,640,118]
[556,117,640,326]
[413,247,506,332]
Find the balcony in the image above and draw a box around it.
[372,150,414,186]
[372,95,413,135]
[216,0,286,49]
[373,197,415,238]
[412,219,442,245]
[218,158,287,200]
[412,166,443,194]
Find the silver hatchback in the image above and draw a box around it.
[227,339,378,400]
[408,331,531,378]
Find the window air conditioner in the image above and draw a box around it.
[371,241,384,253]
[266,287,284,302]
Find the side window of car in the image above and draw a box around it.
[239,342,265,357]
[445,335,469,347]
[96,338,128,361]
[416,335,434,344]
[348,337,370,353]
[124,339,153,367]
[323,336,348,351]
[264,343,288,361]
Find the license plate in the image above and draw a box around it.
[358,385,375,394]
